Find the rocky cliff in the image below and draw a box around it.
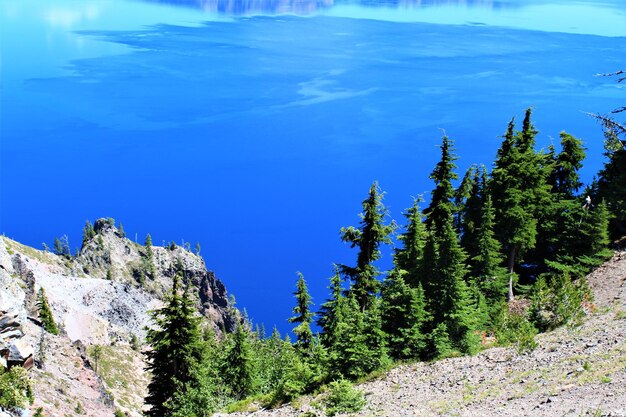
[0,219,239,417]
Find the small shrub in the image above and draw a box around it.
[75,401,84,414]
[33,407,45,417]
[494,303,537,353]
[323,379,366,417]
[130,334,141,351]
[0,367,33,410]
[114,409,126,417]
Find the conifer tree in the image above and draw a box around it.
[421,140,478,354]
[339,181,394,311]
[118,222,126,238]
[328,296,388,379]
[454,164,477,232]
[317,268,343,348]
[490,110,550,299]
[471,196,508,310]
[144,233,157,278]
[222,323,255,400]
[82,221,95,249]
[394,199,427,287]
[288,273,314,354]
[596,127,626,237]
[53,235,71,258]
[422,215,478,355]
[380,270,428,359]
[144,274,202,417]
[37,288,59,335]
[425,134,458,232]
[459,165,488,262]
[553,132,585,198]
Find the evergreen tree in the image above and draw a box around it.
[144,234,157,278]
[53,235,71,258]
[222,324,255,400]
[422,216,479,355]
[328,296,389,379]
[596,127,626,238]
[339,181,395,311]
[37,288,59,335]
[144,274,202,417]
[454,164,477,232]
[288,273,314,354]
[471,196,508,307]
[553,132,586,198]
[394,199,427,287]
[459,165,488,262]
[490,110,550,299]
[425,134,459,232]
[380,271,428,360]
[82,221,95,249]
[118,222,126,238]
[317,268,343,348]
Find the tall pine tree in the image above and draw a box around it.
[490,109,550,299]
[425,134,458,232]
[288,273,314,354]
[394,199,427,288]
[339,181,395,311]
[145,274,202,417]
[380,270,428,360]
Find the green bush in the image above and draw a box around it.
[323,379,366,417]
[494,303,537,354]
[529,273,591,331]
[0,367,33,410]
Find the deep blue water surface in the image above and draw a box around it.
[1,0,625,335]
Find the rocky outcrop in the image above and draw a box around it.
[77,219,236,332]
[0,239,33,371]
[0,220,240,417]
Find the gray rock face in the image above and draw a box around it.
[77,219,236,333]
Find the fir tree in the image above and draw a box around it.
[596,127,626,237]
[317,268,343,348]
[37,288,59,335]
[490,110,550,299]
[144,234,157,278]
[118,222,126,238]
[454,164,477,232]
[553,132,585,197]
[471,196,508,307]
[328,296,389,379]
[394,199,427,287]
[82,220,95,249]
[339,181,395,311]
[423,216,478,355]
[53,235,71,258]
[222,324,255,400]
[380,270,428,360]
[288,273,314,354]
[144,274,202,417]
[425,134,459,232]
[459,165,488,262]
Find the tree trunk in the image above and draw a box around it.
[507,246,516,301]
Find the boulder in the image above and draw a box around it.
[8,339,34,363]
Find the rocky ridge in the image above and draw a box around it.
[0,220,238,417]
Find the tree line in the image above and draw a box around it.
[143,108,625,416]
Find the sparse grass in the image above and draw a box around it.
[225,397,258,413]
[87,344,145,413]
[3,237,58,265]
[614,308,626,320]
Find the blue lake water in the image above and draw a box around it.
[1,0,625,334]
